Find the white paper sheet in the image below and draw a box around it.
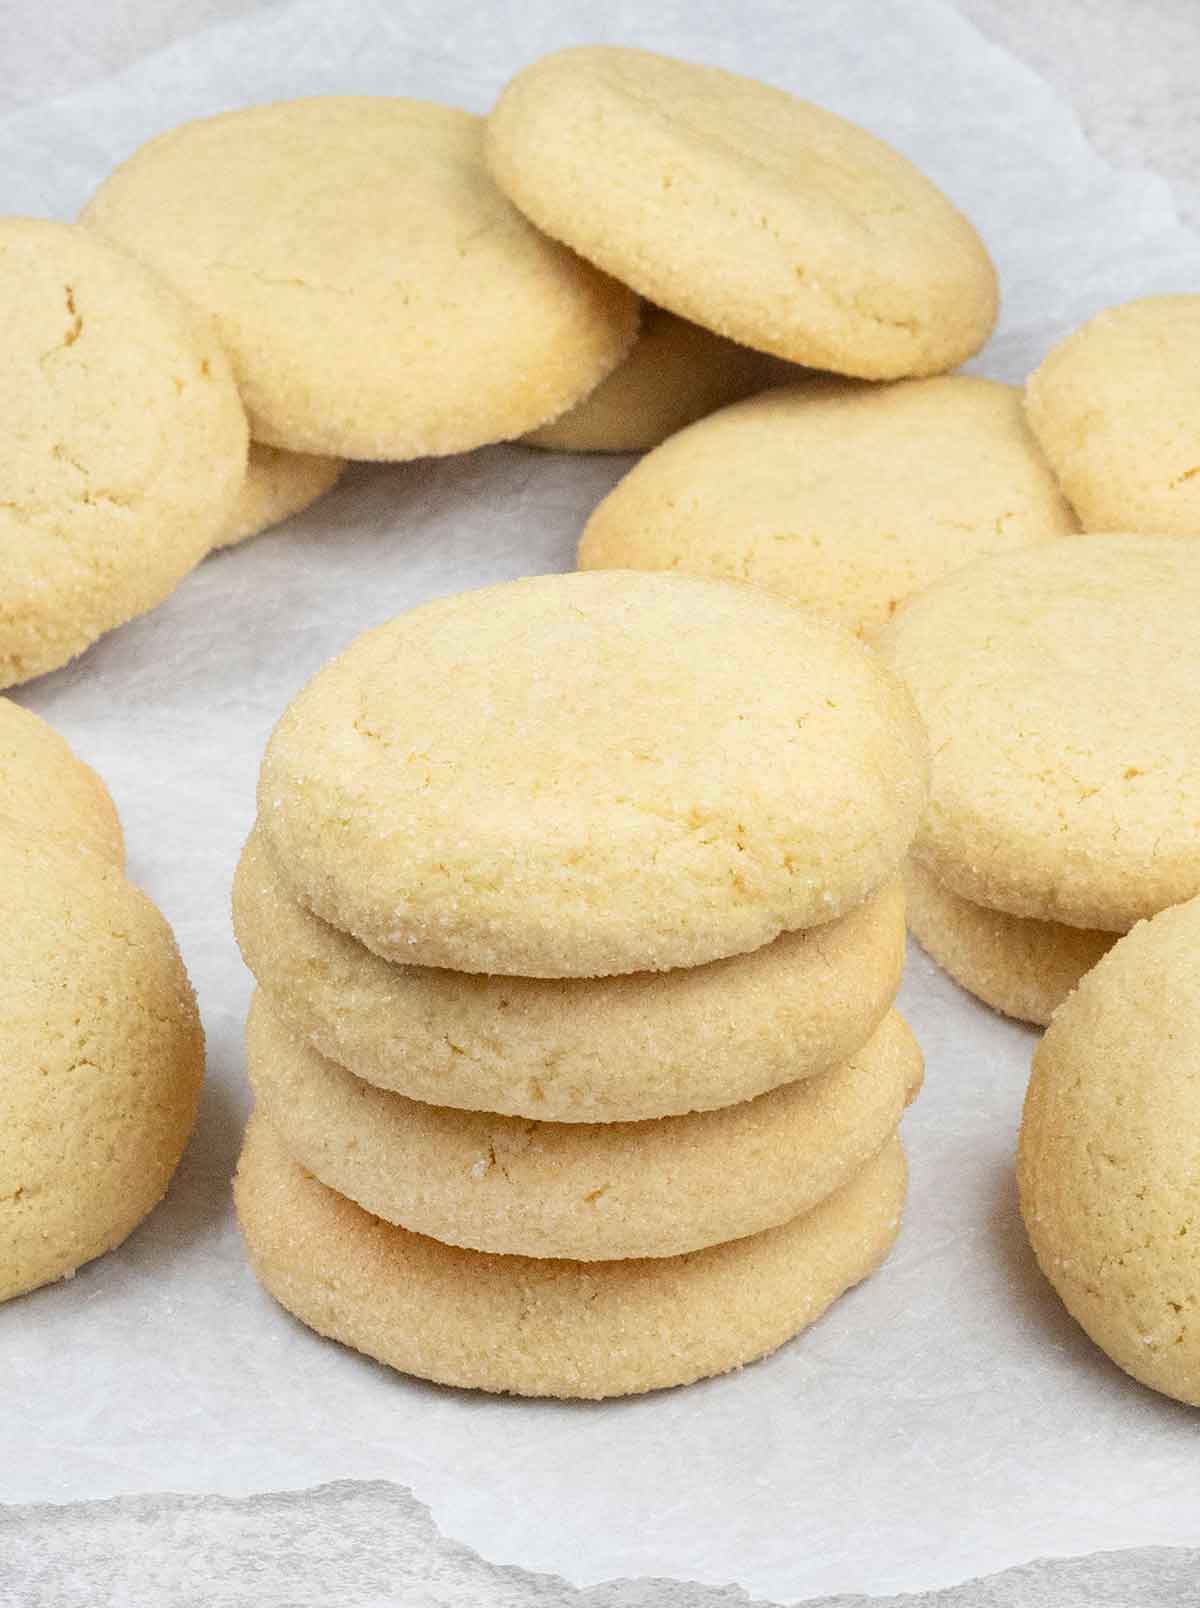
[2,2,1199,1601]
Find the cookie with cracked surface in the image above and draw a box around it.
[523,304,796,453]
[0,823,205,1303]
[214,443,345,549]
[246,991,920,1260]
[0,697,123,865]
[905,859,1113,1027]
[879,535,1200,932]
[1019,895,1200,1406]
[0,217,246,689]
[257,570,929,977]
[83,98,638,460]
[1025,296,1200,536]
[234,824,905,1119]
[579,376,1078,640]
[486,46,997,379]
[235,1112,908,1398]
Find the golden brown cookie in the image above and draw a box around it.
[214,443,345,549]
[258,571,929,977]
[0,697,123,864]
[486,47,997,378]
[235,1113,908,1398]
[234,825,905,1119]
[246,992,920,1259]
[1019,895,1200,1406]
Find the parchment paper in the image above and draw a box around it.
[1,1,1198,1601]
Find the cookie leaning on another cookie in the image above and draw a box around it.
[83,97,638,460]
[0,698,124,865]
[0,823,205,1303]
[486,46,998,378]
[1025,296,1200,536]
[214,443,345,550]
[0,218,247,689]
[246,993,921,1260]
[1019,895,1200,1406]
[234,826,906,1120]
[235,1114,908,1399]
[257,571,929,977]
[579,376,1078,641]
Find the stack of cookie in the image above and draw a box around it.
[233,570,930,1398]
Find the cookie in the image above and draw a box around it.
[235,1113,907,1398]
[879,535,1200,932]
[1018,895,1200,1406]
[83,98,638,460]
[579,377,1079,640]
[258,571,929,977]
[1025,296,1200,537]
[0,217,247,688]
[234,825,905,1120]
[214,443,345,550]
[905,859,1113,1027]
[0,698,123,865]
[246,992,920,1260]
[523,304,793,454]
[0,824,205,1303]
[486,47,997,379]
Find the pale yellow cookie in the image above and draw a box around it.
[83,98,638,460]
[234,825,905,1119]
[486,47,997,379]
[0,823,205,1303]
[523,304,794,453]
[0,698,123,865]
[235,1112,907,1398]
[905,859,1113,1027]
[1019,895,1200,1406]
[0,217,247,688]
[879,535,1200,932]
[214,443,345,550]
[246,993,920,1260]
[579,377,1079,640]
[258,571,929,977]
[1025,296,1200,536]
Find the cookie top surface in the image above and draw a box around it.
[258,570,929,977]
[0,698,123,865]
[83,97,638,460]
[0,218,247,688]
[234,825,905,1119]
[486,47,997,379]
[523,304,794,454]
[214,443,345,550]
[579,376,1079,640]
[1018,895,1200,1405]
[235,1113,906,1398]
[247,990,919,1261]
[879,535,1200,930]
[0,823,205,1301]
[1025,296,1200,537]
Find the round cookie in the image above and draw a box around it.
[83,98,638,460]
[258,570,929,977]
[579,377,1079,641]
[523,305,794,454]
[1018,895,1200,1406]
[235,1113,907,1399]
[246,992,920,1260]
[1025,296,1200,537]
[0,698,123,865]
[214,443,345,550]
[486,47,997,379]
[0,823,205,1303]
[234,825,906,1119]
[905,859,1113,1027]
[878,535,1200,932]
[0,217,247,688]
